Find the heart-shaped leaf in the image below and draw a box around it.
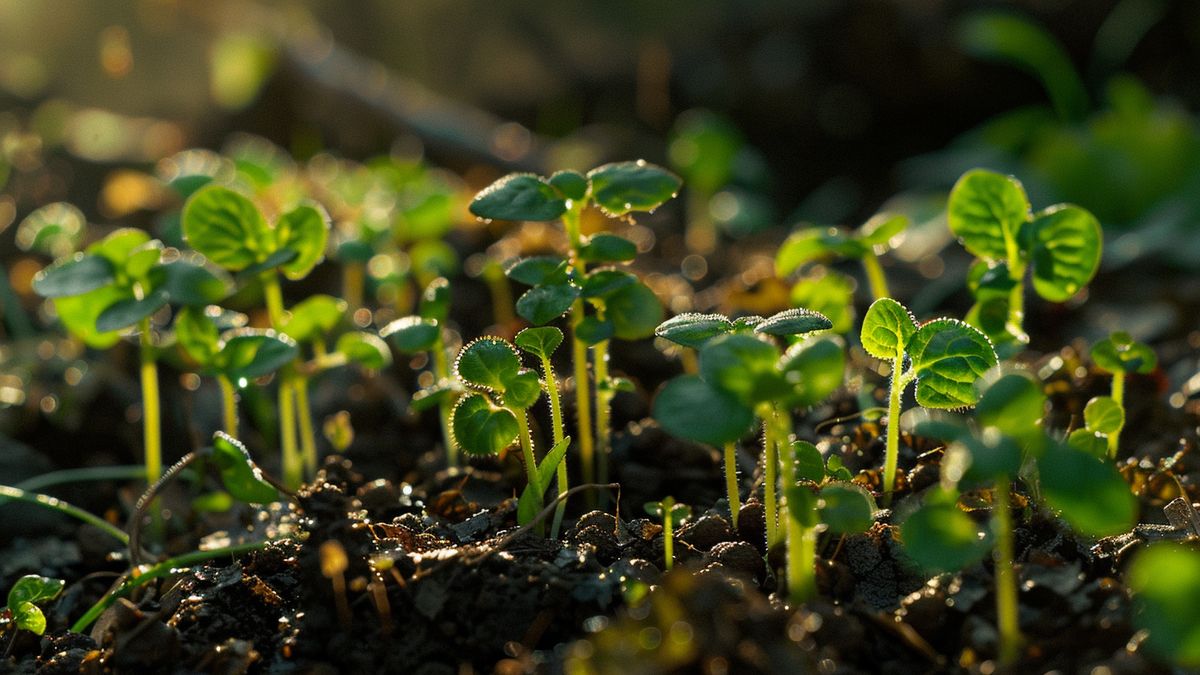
[95,290,169,332]
[514,326,563,359]
[908,319,997,409]
[754,307,832,337]
[219,328,298,380]
[451,393,519,457]
[586,161,681,217]
[792,441,826,483]
[336,332,392,370]
[210,432,279,504]
[860,298,917,361]
[381,316,441,354]
[183,185,269,271]
[1091,331,1157,375]
[470,174,566,222]
[456,337,522,393]
[32,254,115,298]
[51,286,126,348]
[947,169,1030,261]
[654,312,733,349]
[275,203,330,280]
[653,374,755,446]
[1029,204,1101,302]
[516,283,578,325]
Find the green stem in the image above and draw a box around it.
[773,406,814,603]
[139,318,161,486]
[218,374,239,437]
[882,356,905,503]
[724,442,740,528]
[861,252,890,301]
[0,485,129,544]
[262,274,303,489]
[344,261,365,311]
[514,409,543,535]
[431,335,456,467]
[542,355,569,539]
[762,413,778,548]
[1109,371,1125,459]
[13,465,144,493]
[295,374,319,477]
[563,206,596,501]
[593,339,612,488]
[663,514,674,570]
[71,539,281,633]
[993,476,1021,666]
[1003,231,1028,343]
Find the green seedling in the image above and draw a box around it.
[947,169,1102,350]
[448,337,570,530]
[906,370,1135,665]
[859,297,999,499]
[1089,331,1156,458]
[470,161,679,495]
[3,574,64,650]
[381,277,458,465]
[514,326,572,537]
[1066,396,1123,458]
[645,497,691,571]
[776,212,909,303]
[32,227,231,485]
[182,184,330,488]
[654,307,841,578]
[1127,544,1200,668]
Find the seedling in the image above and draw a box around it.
[1090,331,1156,458]
[947,169,1102,349]
[514,326,571,536]
[32,227,231,484]
[776,212,909,303]
[470,161,679,494]
[1128,544,1200,668]
[1066,396,1123,458]
[3,574,64,652]
[645,497,691,571]
[859,297,998,499]
[182,185,331,488]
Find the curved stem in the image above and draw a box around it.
[723,442,740,528]
[542,355,569,539]
[993,476,1021,666]
[431,335,456,467]
[861,252,890,301]
[1108,371,1126,459]
[883,355,905,504]
[128,450,205,566]
[218,375,239,437]
[294,374,319,477]
[138,318,161,485]
[0,485,128,545]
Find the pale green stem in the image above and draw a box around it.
[882,356,906,504]
[514,409,543,535]
[431,334,456,467]
[541,355,569,539]
[262,274,303,489]
[139,318,161,486]
[762,413,779,548]
[774,405,814,603]
[861,252,890,301]
[1109,371,1125,459]
[295,374,319,477]
[483,262,515,328]
[571,314,594,490]
[663,512,675,570]
[218,374,239,437]
[1003,231,1028,342]
[724,442,740,528]
[0,485,129,544]
[993,475,1021,666]
[593,339,612,488]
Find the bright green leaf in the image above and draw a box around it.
[1029,205,1101,302]
[7,574,65,609]
[1084,396,1124,435]
[779,335,846,407]
[336,332,392,370]
[900,491,991,574]
[275,203,330,280]
[381,316,441,354]
[451,393,519,457]
[210,431,279,504]
[51,286,126,348]
[860,298,917,360]
[282,295,346,343]
[13,602,46,635]
[31,254,115,298]
[219,328,298,380]
[456,337,522,392]
[858,213,909,247]
[1040,442,1135,536]
[586,161,681,217]
[174,306,221,366]
[182,185,268,271]
[754,307,832,337]
[789,271,855,334]
[502,369,542,409]
[548,170,588,201]
[947,169,1030,261]
[514,326,563,359]
[908,319,998,409]
[792,440,825,483]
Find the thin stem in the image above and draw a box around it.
[514,409,543,536]
[1003,231,1029,343]
[993,476,1021,666]
[541,355,569,539]
[431,335,456,467]
[593,339,612,488]
[295,374,319,478]
[861,252,890,301]
[563,205,596,501]
[483,262,515,328]
[128,450,204,565]
[1108,371,1125,459]
[262,274,303,489]
[139,318,161,485]
[723,442,740,528]
[13,465,144,493]
[762,414,778,548]
[773,406,814,604]
[218,375,239,437]
[663,513,674,570]
[0,485,129,545]
[882,355,905,503]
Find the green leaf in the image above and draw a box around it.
[606,281,663,340]
[779,335,846,407]
[789,272,855,334]
[654,312,733,349]
[124,242,163,281]
[174,306,221,366]
[535,436,572,496]
[548,170,588,201]
[502,369,542,409]
[505,256,568,286]
[381,316,441,354]
[419,277,451,322]
[8,574,65,609]
[451,393,519,457]
[579,233,637,263]
[900,490,991,574]
[275,203,330,280]
[183,185,269,272]
[282,295,346,343]
[516,283,579,325]
[946,169,1030,261]
[1091,331,1157,375]
[86,228,151,267]
[411,380,458,413]
[699,333,787,405]
[860,298,917,360]
[819,483,876,534]
[32,254,115,298]
[586,161,681,217]
[1083,396,1124,435]
[210,432,279,504]
[1028,205,1101,302]
[51,286,126,348]
[1128,544,1200,667]
[1067,428,1108,458]
[908,319,998,409]
[219,328,298,380]
[151,261,230,306]
[336,332,392,370]
[13,602,46,635]
[668,109,742,194]
[975,371,1046,443]
[456,337,522,393]
[235,248,297,281]
[15,202,86,257]
[517,435,572,525]
[792,440,825,483]
[1039,442,1135,536]
[469,174,566,222]
[514,326,563,359]
[653,374,755,446]
[858,213,909,247]
[786,485,820,527]
[94,290,169,332]
[949,432,1024,483]
[574,316,615,346]
[754,308,832,337]
[580,269,637,299]
[337,240,374,263]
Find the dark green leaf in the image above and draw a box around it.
[174,306,221,366]
[607,281,663,340]
[419,277,451,322]
[235,248,297,281]
[1084,396,1124,435]
[699,333,787,405]
[580,269,636,299]
[456,337,522,392]
[900,491,991,574]
[946,169,1030,261]
[575,315,615,346]
[975,371,1046,443]
[860,298,917,361]
[786,485,820,527]
[1091,331,1157,375]
[94,290,169,332]
[579,233,637,263]
[755,308,832,336]
[514,326,563,359]
[1128,544,1200,667]
[31,254,115,298]
[210,432,279,503]
[337,240,375,263]
[275,203,330,280]
[505,256,568,286]
[792,440,825,483]
[516,283,578,325]
[411,380,458,413]
[1039,442,1135,536]
[654,312,732,349]
[1029,205,1101,302]
[548,170,588,201]
[451,393,519,457]
[336,332,392,370]
[219,328,298,380]
[819,483,876,534]
[502,369,542,409]
[653,374,755,446]
[381,316,441,354]
[151,261,230,306]
[7,574,65,609]
[586,161,681,217]
[469,174,566,222]
[908,319,998,409]
[182,185,269,271]
[779,335,846,407]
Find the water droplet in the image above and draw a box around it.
[624,202,632,211]
[635,159,646,167]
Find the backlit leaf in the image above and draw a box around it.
[1029,204,1101,302]
[451,393,519,457]
[908,319,997,409]
[947,169,1030,261]
[860,298,917,360]
[586,161,681,217]
[469,174,566,222]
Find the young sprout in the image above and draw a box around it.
[32,228,231,485]
[776,212,909,303]
[182,185,331,488]
[1066,396,1123,458]
[859,298,998,500]
[1089,331,1157,458]
[469,161,679,496]
[514,326,571,537]
[947,169,1102,351]
[644,496,691,571]
[3,575,64,648]
[319,540,352,628]
[1127,544,1200,668]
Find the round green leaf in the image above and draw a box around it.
[858,213,909,247]
[419,277,452,322]
[579,233,637,263]
[575,316,615,346]
[451,393,519,457]
[505,256,568,286]
[548,170,588,201]
[13,601,46,635]
[8,574,65,609]
[789,271,855,334]
[336,332,392,370]
[1128,544,1200,667]
[1083,396,1124,435]
[16,202,86,257]
[516,283,579,326]
[580,269,637,299]
[275,203,330,280]
[908,319,998,409]
[654,312,733,349]
[95,290,169,332]
[787,485,820,527]
[586,161,682,217]
[86,228,151,267]
[779,335,846,407]
[1039,442,1135,536]
[653,374,755,446]
[502,369,542,409]
[754,308,832,337]
[947,169,1030,260]
[1029,205,1101,302]
[607,281,663,340]
[50,286,126,348]
[182,185,269,271]
[151,261,230,306]
[975,371,1046,442]
[792,441,826,483]
[282,294,346,342]
[219,328,298,381]
[819,483,876,534]
[1091,331,1157,375]
[514,326,563,359]
[775,229,838,276]
[210,431,279,504]
[900,492,991,574]
[175,306,221,366]
[1067,429,1108,458]
[125,242,163,281]
[31,254,115,298]
[699,333,787,405]
[860,298,917,360]
[456,337,522,392]
[381,316,441,354]
[469,174,566,222]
